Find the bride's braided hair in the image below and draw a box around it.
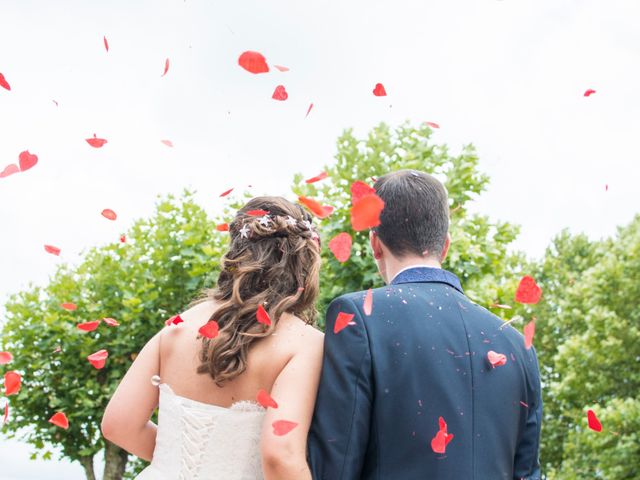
[196,196,321,385]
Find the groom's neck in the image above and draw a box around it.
[383,255,442,284]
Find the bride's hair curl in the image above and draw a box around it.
[195,196,321,385]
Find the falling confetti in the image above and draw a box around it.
[0,352,13,365]
[86,134,108,148]
[372,83,387,97]
[274,65,289,72]
[328,233,352,263]
[425,121,440,129]
[216,223,229,232]
[431,416,454,454]
[238,51,269,74]
[363,289,373,316]
[219,188,234,197]
[87,349,109,369]
[584,89,596,97]
[102,317,119,327]
[333,311,355,334]
[18,150,38,172]
[150,375,162,386]
[298,196,334,218]
[305,171,328,184]
[515,276,542,304]
[256,305,271,326]
[76,321,100,332]
[523,320,535,349]
[351,194,385,231]
[305,103,314,118]
[247,209,269,217]
[160,139,174,147]
[0,72,10,91]
[61,303,77,311]
[272,85,288,101]
[272,420,298,436]
[44,244,61,256]
[256,389,278,409]
[161,58,170,77]
[103,35,109,52]
[351,181,376,203]
[198,320,220,339]
[0,164,19,179]
[165,314,184,326]
[4,371,21,396]
[587,409,602,432]
[48,412,69,429]
[101,209,117,221]
[487,350,507,368]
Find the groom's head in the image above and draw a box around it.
[371,170,450,282]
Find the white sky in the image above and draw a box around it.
[1,0,639,477]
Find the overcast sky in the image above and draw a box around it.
[1,0,639,477]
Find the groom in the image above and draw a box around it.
[308,170,542,479]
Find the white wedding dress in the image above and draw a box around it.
[136,384,266,480]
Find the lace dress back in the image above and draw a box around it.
[136,384,266,480]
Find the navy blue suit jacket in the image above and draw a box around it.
[308,267,542,480]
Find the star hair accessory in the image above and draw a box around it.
[258,215,272,227]
[239,224,250,239]
[302,219,313,230]
[285,215,298,227]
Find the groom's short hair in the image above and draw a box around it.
[373,170,449,259]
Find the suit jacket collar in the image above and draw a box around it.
[390,267,464,293]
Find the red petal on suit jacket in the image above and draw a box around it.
[333,311,355,334]
[363,289,373,316]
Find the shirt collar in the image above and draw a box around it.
[390,266,464,293]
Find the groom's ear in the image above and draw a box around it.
[440,232,451,263]
[370,230,384,260]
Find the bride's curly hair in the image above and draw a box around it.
[196,196,321,385]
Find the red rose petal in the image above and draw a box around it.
[274,65,289,72]
[328,233,352,263]
[216,223,229,232]
[161,58,170,77]
[238,51,269,74]
[425,121,440,129]
[49,412,69,430]
[18,150,38,172]
[256,389,278,409]
[61,303,77,311]
[372,83,387,96]
[351,181,376,203]
[44,244,61,256]
[515,276,542,304]
[256,305,271,326]
[333,311,355,334]
[247,209,269,217]
[4,371,21,396]
[198,320,220,339]
[272,420,298,436]
[103,35,109,52]
[298,196,334,219]
[584,89,596,97]
[487,350,507,368]
[101,209,117,221]
[523,320,535,349]
[305,171,328,184]
[431,416,453,454]
[587,409,602,432]
[363,289,373,316]
[76,320,100,332]
[219,188,234,197]
[305,103,314,118]
[160,139,173,147]
[0,351,13,365]
[119,234,126,243]
[102,317,120,327]
[87,349,108,369]
[272,85,288,101]
[166,314,184,326]
[86,134,108,148]
[0,164,19,179]
[0,72,11,91]
[351,194,385,231]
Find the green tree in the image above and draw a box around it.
[533,216,640,479]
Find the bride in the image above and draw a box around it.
[101,197,324,479]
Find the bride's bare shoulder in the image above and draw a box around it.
[275,313,324,349]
